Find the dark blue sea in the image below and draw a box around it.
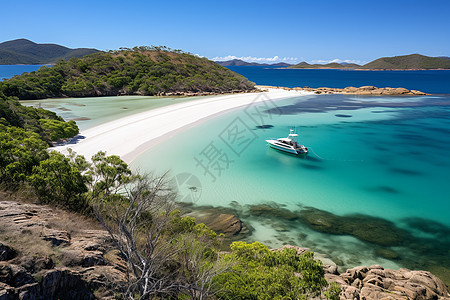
[0,65,45,81]
[227,66,450,94]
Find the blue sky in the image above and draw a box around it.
[2,0,449,64]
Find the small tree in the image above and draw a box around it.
[91,167,229,299]
[29,151,88,211]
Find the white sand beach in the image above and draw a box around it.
[54,88,312,162]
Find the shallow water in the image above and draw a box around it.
[132,93,450,278]
[21,95,207,130]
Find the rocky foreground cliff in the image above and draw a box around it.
[0,198,127,299]
[0,198,448,299]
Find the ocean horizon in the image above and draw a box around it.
[227,66,450,94]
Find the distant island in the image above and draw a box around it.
[289,54,450,70]
[358,53,450,70]
[215,59,292,67]
[289,62,361,69]
[217,54,450,70]
[0,39,100,65]
[0,46,255,100]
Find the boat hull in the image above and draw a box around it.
[266,140,305,155]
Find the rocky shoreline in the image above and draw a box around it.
[179,203,450,291]
[275,245,449,300]
[145,88,258,97]
[258,85,430,96]
[1,198,449,299]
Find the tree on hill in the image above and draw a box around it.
[0,46,255,100]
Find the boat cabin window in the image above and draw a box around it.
[278,139,291,145]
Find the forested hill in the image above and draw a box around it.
[0,39,99,65]
[0,46,256,100]
[360,54,450,70]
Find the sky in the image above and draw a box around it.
[2,0,450,64]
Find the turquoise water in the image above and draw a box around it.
[132,93,450,276]
[22,95,206,130]
[133,93,450,223]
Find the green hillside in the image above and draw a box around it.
[0,91,78,143]
[361,54,450,69]
[0,46,256,100]
[0,39,99,65]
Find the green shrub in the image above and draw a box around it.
[214,241,329,299]
[0,125,48,185]
[39,119,79,141]
[29,151,88,211]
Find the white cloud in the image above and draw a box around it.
[310,59,366,65]
[212,55,299,63]
[210,55,366,65]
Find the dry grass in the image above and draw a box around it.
[0,226,53,260]
[0,190,104,269]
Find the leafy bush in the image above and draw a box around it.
[0,95,78,142]
[29,151,89,211]
[39,119,79,141]
[214,241,333,300]
[0,125,48,185]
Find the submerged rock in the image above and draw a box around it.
[375,247,401,260]
[298,207,409,246]
[402,217,450,239]
[248,203,299,221]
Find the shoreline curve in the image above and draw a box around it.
[54,88,313,162]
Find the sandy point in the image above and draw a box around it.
[53,88,313,163]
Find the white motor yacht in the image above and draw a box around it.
[266,129,308,155]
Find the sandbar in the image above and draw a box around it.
[54,88,312,163]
